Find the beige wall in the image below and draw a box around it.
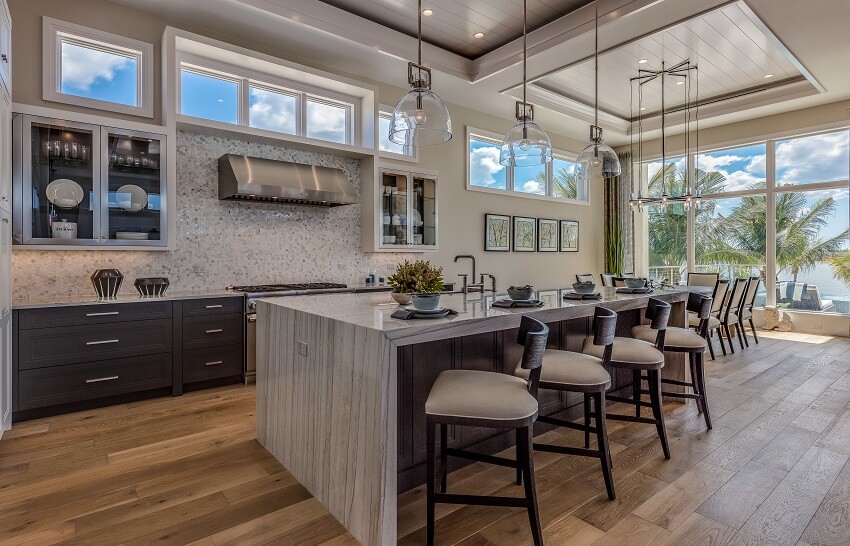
[9,0,605,292]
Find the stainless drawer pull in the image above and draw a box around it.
[205,329,223,334]
[205,360,223,366]
[86,311,119,317]
[205,304,223,309]
[85,376,118,383]
[86,339,120,345]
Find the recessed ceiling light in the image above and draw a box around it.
[676,81,685,85]
[422,8,433,16]
[764,73,774,78]
[640,107,646,111]
[473,32,484,39]
[638,59,648,64]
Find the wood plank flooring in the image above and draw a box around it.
[1,330,850,545]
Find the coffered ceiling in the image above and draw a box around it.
[316,0,595,58]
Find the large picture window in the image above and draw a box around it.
[43,18,154,117]
[466,128,586,203]
[640,128,850,314]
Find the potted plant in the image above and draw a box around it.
[387,260,444,309]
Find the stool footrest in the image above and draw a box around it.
[661,378,696,388]
[445,448,516,469]
[538,414,597,434]
[435,493,528,508]
[607,395,652,408]
[533,442,601,459]
[661,391,702,400]
[607,413,656,424]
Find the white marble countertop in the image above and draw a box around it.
[257,287,692,341]
[13,289,244,309]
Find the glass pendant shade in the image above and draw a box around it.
[389,85,452,147]
[500,117,552,167]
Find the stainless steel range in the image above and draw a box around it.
[227,282,389,382]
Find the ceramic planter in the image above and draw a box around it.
[411,293,441,310]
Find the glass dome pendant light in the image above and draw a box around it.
[388,0,452,147]
[576,0,621,182]
[499,0,552,167]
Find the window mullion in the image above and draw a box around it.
[765,139,777,307]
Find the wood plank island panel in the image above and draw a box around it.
[255,289,690,546]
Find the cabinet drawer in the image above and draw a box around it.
[18,301,172,330]
[183,297,243,317]
[184,345,243,384]
[19,319,173,370]
[17,354,171,411]
[183,314,243,350]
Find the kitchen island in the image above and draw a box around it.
[255,288,691,546]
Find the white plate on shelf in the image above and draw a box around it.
[115,232,150,240]
[115,184,148,212]
[45,179,84,209]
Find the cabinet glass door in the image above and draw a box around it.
[23,117,100,245]
[411,175,436,247]
[381,171,408,247]
[102,129,165,246]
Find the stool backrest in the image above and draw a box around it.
[687,272,719,287]
[600,273,616,287]
[687,293,713,337]
[576,273,594,283]
[710,279,730,314]
[517,315,549,398]
[743,276,761,310]
[645,298,672,350]
[591,307,617,365]
[725,278,749,320]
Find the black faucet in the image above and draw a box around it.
[453,255,476,280]
[454,255,485,293]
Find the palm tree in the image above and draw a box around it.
[827,252,850,285]
[535,166,578,199]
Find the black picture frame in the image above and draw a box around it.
[560,220,579,252]
[484,213,511,251]
[513,216,537,252]
[537,218,558,252]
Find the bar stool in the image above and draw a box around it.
[581,298,672,459]
[721,278,749,353]
[689,279,729,360]
[738,276,762,346]
[425,315,548,546]
[515,307,618,500]
[634,293,713,429]
[576,273,595,283]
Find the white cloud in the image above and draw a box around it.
[306,101,347,142]
[747,154,766,175]
[697,154,743,172]
[470,145,505,187]
[521,180,543,194]
[61,42,134,91]
[776,132,850,185]
[249,88,297,134]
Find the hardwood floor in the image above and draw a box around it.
[1,330,850,545]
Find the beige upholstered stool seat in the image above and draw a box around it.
[426,370,538,422]
[689,312,719,329]
[582,336,664,369]
[632,325,706,351]
[515,349,611,391]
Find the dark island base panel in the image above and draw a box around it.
[397,308,671,493]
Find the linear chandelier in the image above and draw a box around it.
[629,60,700,211]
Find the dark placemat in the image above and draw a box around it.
[563,292,603,300]
[492,299,544,308]
[391,308,458,320]
[615,287,653,294]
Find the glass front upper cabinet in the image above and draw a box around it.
[378,167,437,251]
[13,114,167,248]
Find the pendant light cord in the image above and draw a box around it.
[523,0,527,109]
[594,0,599,129]
[418,0,422,67]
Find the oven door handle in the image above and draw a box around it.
[248,315,257,322]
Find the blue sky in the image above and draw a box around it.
[60,42,138,106]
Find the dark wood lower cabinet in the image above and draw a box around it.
[397,311,644,493]
[12,297,245,421]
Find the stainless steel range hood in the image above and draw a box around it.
[218,154,357,206]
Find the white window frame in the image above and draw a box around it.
[176,53,359,146]
[378,105,418,163]
[180,63,243,124]
[43,17,154,118]
[637,127,850,313]
[465,127,588,205]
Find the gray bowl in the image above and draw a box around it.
[507,287,534,301]
[572,282,597,294]
[624,278,647,289]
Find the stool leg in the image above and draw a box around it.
[648,369,671,459]
[633,370,642,418]
[426,420,436,546]
[706,332,716,361]
[688,352,703,415]
[716,327,727,356]
[515,428,523,486]
[584,394,591,449]
[520,426,543,546]
[740,319,749,347]
[440,424,448,493]
[594,392,616,500]
[696,351,712,429]
[749,318,759,344]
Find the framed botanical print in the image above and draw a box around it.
[484,214,511,251]
[537,218,558,252]
[560,220,579,252]
[513,216,537,252]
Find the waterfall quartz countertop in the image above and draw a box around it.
[255,288,690,546]
[12,290,242,309]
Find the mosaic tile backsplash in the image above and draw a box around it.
[12,131,414,300]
